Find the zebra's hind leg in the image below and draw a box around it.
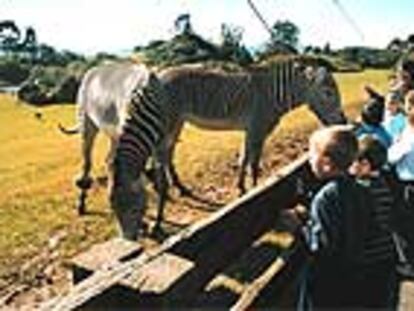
[238,134,265,195]
[168,163,193,197]
[165,120,193,197]
[237,149,249,196]
[250,139,265,188]
[75,117,98,215]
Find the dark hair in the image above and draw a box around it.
[400,58,414,79]
[356,135,387,171]
[361,98,384,125]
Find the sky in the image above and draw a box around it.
[1,0,413,55]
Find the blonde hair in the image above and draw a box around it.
[310,125,358,171]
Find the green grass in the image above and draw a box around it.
[0,69,390,287]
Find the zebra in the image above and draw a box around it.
[157,58,347,195]
[58,61,161,215]
[110,58,347,239]
[109,71,170,239]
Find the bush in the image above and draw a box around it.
[17,55,121,105]
[140,33,253,67]
[0,57,30,84]
[336,47,401,69]
[17,65,83,105]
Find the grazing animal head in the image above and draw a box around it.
[109,156,147,240]
[301,64,347,125]
[108,72,167,240]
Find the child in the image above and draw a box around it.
[349,134,397,308]
[298,125,364,310]
[382,89,406,142]
[397,57,414,94]
[355,97,392,148]
[388,89,414,277]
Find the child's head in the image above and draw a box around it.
[349,135,387,178]
[398,58,414,92]
[405,90,414,125]
[309,125,358,179]
[385,89,404,115]
[361,98,384,126]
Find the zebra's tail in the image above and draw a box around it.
[58,123,80,135]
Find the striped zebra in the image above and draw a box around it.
[158,58,347,195]
[101,58,347,239]
[59,61,161,215]
[109,72,170,239]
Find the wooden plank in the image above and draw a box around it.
[129,154,312,306]
[39,154,310,310]
[71,238,142,283]
[230,241,298,311]
[129,252,194,293]
[399,280,414,311]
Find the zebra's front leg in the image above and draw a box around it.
[75,159,94,216]
[106,136,118,174]
[152,160,169,236]
[75,120,97,215]
[165,121,193,197]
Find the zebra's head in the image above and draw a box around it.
[301,65,347,125]
[109,158,147,240]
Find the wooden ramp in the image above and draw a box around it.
[39,154,313,310]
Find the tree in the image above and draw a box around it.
[258,20,299,57]
[270,20,300,49]
[303,45,313,54]
[219,23,253,65]
[0,21,40,62]
[220,24,243,48]
[20,26,38,60]
[407,34,414,51]
[387,37,404,51]
[323,42,331,55]
[174,13,193,35]
[0,20,21,54]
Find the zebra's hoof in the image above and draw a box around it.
[177,186,193,197]
[77,201,86,216]
[75,177,93,190]
[150,225,167,240]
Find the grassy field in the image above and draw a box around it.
[0,70,390,297]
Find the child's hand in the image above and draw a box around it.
[283,205,309,233]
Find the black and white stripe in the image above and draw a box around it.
[115,74,166,173]
[158,57,345,194]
